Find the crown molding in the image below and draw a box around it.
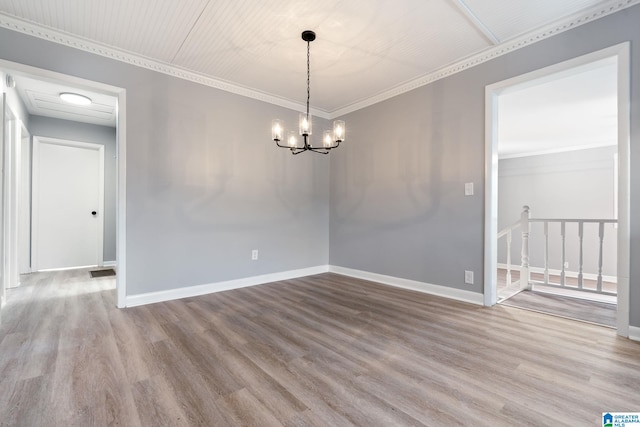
[0,13,331,120]
[1,0,638,121]
[330,0,640,118]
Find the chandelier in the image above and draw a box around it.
[271,30,345,155]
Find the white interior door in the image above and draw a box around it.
[32,137,104,271]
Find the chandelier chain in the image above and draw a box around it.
[306,40,310,119]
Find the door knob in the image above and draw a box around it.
[91,211,97,216]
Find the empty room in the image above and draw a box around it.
[1,1,639,425]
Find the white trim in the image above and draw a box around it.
[331,0,640,117]
[629,326,640,342]
[1,0,638,118]
[103,260,116,267]
[615,43,631,337]
[499,141,617,160]
[329,265,484,306]
[0,59,128,309]
[1,94,11,303]
[31,136,105,271]
[125,265,485,308]
[0,13,330,120]
[125,265,330,308]
[116,90,126,308]
[484,42,630,338]
[18,122,31,275]
[484,81,499,307]
[37,264,100,272]
[97,143,105,267]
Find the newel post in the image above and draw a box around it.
[520,205,531,290]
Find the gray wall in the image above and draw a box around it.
[0,28,330,296]
[498,147,617,277]
[330,5,640,327]
[28,115,117,262]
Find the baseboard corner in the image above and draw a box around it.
[628,326,640,342]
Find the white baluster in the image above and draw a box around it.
[544,221,549,285]
[597,222,605,292]
[560,221,566,287]
[578,221,584,289]
[520,206,530,291]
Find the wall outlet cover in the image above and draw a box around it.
[464,270,474,285]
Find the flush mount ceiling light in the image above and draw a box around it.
[272,30,345,155]
[59,92,92,105]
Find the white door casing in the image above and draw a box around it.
[1,96,18,302]
[18,125,30,275]
[32,137,104,271]
[484,42,630,337]
[0,93,5,307]
[0,58,126,308]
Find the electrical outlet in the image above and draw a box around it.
[563,261,569,269]
[251,250,259,260]
[464,270,474,285]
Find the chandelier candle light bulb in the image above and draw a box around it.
[271,30,346,155]
[323,130,333,148]
[287,131,298,148]
[333,120,345,142]
[299,113,312,136]
[272,119,283,141]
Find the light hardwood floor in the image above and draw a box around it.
[1,269,639,426]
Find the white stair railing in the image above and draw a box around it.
[500,205,617,296]
[497,220,520,288]
[528,216,617,295]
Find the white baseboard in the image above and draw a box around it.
[497,263,617,283]
[103,261,117,267]
[629,326,640,342]
[125,265,329,307]
[328,265,484,305]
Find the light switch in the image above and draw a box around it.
[464,182,474,196]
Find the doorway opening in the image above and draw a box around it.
[484,43,630,336]
[0,59,127,308]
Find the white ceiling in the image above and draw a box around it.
[0,0,634,116]
[11,74,117,127]
[498,57,617,158]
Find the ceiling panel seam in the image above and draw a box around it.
[170,0,212,64]
[450,0,500,45]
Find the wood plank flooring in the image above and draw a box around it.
[1,269,640,426]
[501,290,616,327]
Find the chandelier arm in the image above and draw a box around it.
[274,140,290,149]
[308,148,330,154]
